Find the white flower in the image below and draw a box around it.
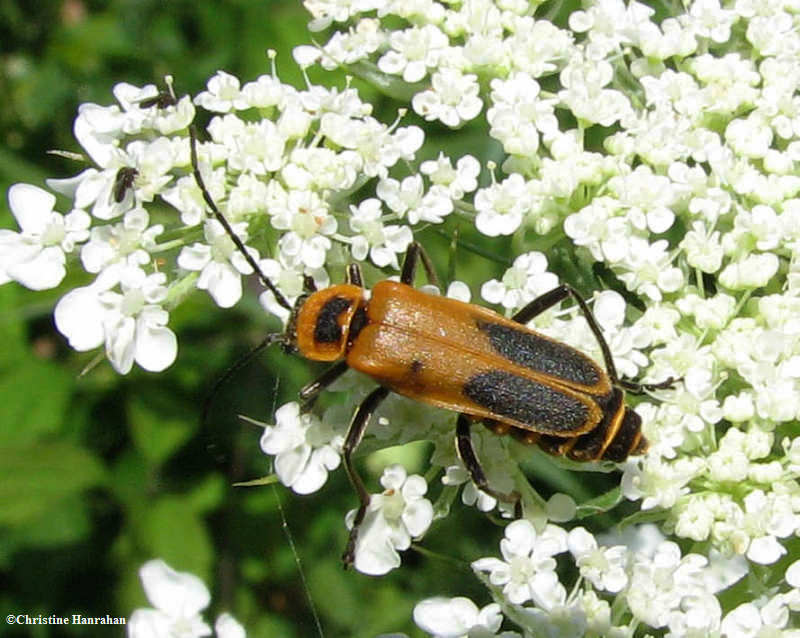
[177,219,256,308]
[260,402,343,495]
[348,198,413,269]
[718,252,779,290]
[615,237,684,302]
[681,220,724,273]
[54,265,177,374]
[208,116,286,175]
[127,559,212,638]
[269,189,337,269]
[474,173,531,237]
[720,596,793,638]
[413,597,517,638]
[440,430,516,514]
[419,153,480,199]
[443,465,497,512]
[240,72,293,109]
[112,79,195,135]
[480,251,558,312]
[559,57,634,127]
[626,541,721,633]
[346,464,434,576]
[472,520,568,606]
[567,527,629,593]
[607,165,677,234]
[320,114,424,179]
[689,0,737,44]
[377,175,454,225]
[621,456,703,510]
[161,167,223,228]
[127,559,246,638]
[741,490,795,565]
[378,24,449,83]
[69,130,179,221]
[194,70,248,112]
[317,18,385,69]
[412,69,483,127]
[214,613,246,638]
[80,207,162,273]
[0,184,89,290]
[487,72,558,156]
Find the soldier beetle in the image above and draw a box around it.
[189,129,677,567]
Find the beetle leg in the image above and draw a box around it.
[298,360,350,410]
[512,284,621,381]
[342,385,391,568]
[302,274,317,293]
[618,376,680,394]
[401,242,440,290]
[456,414,521,515]
[347,263,364,287]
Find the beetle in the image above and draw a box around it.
[113,166,139,204]
[188,129,677,567]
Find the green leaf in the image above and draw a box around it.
[233,474,280,488]
[6,495,91,548]
[575,486,623,519]
[619,507,669,529]
[185,473,225,514]
[0,442,105,526]
[136,496,213,580]
[128,395,193,465]
[0,357,73,445]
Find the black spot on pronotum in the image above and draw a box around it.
[314,296,353,344]
[463,370,589,433]
[476,320,601,386]
[410,359,424,374]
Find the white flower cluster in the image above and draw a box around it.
[1,67,450,373]
[291,0,800,633]
[415,521,800,637]
[128,559,245,638]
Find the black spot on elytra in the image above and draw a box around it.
[476,320,601,386]
[463,370,589,433]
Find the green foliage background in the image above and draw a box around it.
[0,1,620,636]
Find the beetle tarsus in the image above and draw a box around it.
[455,414,521,507]
[342,498,369,569]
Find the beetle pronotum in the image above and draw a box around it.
[189,128,677,567]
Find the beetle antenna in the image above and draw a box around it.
[201,333,286,429]
[188,125,293,312]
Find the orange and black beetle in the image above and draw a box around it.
[190,130,676,566]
